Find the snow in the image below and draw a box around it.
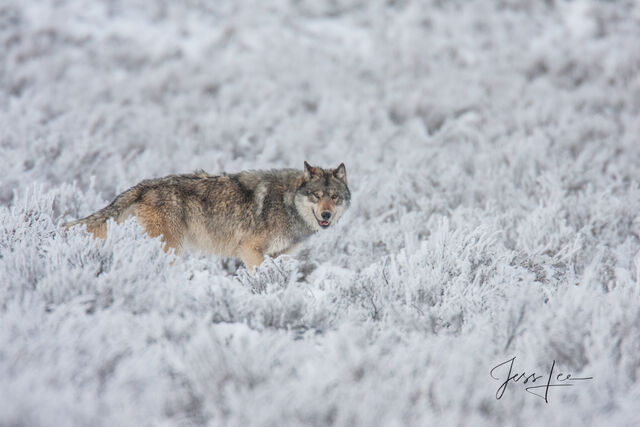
[1,0,640,425]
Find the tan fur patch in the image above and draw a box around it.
[86,223,107,239]
[239,236,267,271]
[135,197,183,253]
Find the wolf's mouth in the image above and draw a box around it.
[313,211,330,229]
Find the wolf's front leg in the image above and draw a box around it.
[239,242,265,272]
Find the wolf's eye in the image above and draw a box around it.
[330,194,338,201]
[314,192,322,199]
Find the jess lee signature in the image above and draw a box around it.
[490,356,593,403]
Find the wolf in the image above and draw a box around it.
[64,162,350,270]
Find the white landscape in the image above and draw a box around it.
[1,0,640,426]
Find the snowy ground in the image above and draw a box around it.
[1,0,640,425]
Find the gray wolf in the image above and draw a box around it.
[64,162,351,270]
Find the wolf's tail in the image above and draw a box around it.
[63,185,144,238]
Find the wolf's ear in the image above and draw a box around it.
[304,161,322,180]
[333,163,347,185]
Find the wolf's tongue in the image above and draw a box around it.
[319,220,329,226]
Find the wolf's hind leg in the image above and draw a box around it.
[86,222,107,239]
[135,202,184,254]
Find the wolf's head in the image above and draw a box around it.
[295,161,351,231]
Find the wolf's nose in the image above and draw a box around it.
[321,211,332,220]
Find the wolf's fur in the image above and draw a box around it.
[64,162,350,270]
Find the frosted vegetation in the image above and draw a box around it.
[1,0,640,425]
